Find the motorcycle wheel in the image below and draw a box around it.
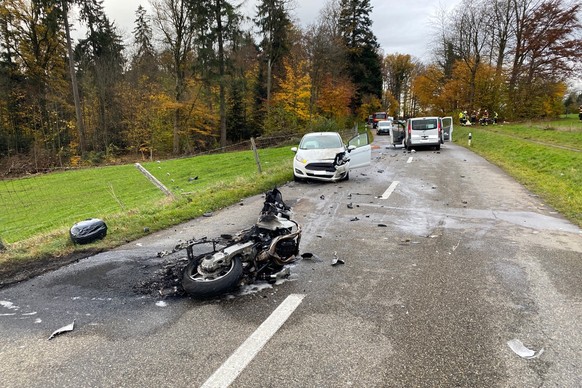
[182,254,243,298]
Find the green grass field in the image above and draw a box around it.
[0,146,294,272]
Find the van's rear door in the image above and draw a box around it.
[442,116,453,141]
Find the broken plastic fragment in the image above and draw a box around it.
[301,252,323,262]
[507,339,544,359]
[48,320,75,340]
[331,251,345,266]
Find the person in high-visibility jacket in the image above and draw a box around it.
[459,111,468,125]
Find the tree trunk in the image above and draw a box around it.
[216,0,227,148]
[63,0,86,157]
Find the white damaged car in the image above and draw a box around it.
[291,132,371,182]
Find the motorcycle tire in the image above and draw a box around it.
[182,254,243,298]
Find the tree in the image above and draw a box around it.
[338,0,382,114]
[508,0,582,117]
[305,0,349,122]
[272,58,312,128]
[383,54,417,117]
[62,0,86,156]
[191,0,243,147]
[151,0,195,154]
[254,0,293,108]
[76,0,125,153]
[1,0,72,165]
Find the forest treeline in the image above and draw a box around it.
[0,0,581,172]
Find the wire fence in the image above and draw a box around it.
[0,133,306,244]
[0,127,364,245]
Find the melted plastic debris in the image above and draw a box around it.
[156,301,168,307]
[507,339,544,359]
[48,320,75,340]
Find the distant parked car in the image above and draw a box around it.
[291,132,371,182]
[376,120,392,135]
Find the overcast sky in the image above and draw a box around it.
[100,0,461,63]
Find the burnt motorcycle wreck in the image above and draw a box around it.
[178,188,301,298]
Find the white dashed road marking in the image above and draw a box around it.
[381,181,400,200]
[201,294,305,388]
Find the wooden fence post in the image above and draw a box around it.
[135,163,175,199]
[251,137,262,174]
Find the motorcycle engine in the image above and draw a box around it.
[275,239,298,259]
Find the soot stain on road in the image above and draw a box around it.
[133,256,189,297]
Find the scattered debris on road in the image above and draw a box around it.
[48,320,75,340]
[507,339,544,359]
[331,251,345,266]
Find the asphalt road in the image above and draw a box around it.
[1,136,581,387]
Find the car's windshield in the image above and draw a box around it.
[300,135,343,149]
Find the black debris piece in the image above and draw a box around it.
[347,203,354,209]
[331,252,345,266]
[378,224,387,227]
[320,195,325,200]
[70,218,107,245]
[350,217,359,221]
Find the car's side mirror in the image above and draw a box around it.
[291,147,298,153]
[347,145,356,152]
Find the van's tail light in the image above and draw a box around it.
[408,122,411,134]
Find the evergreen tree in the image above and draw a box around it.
[338,0,382,114]
[190,0,242,147]
[76,0,125,152]
[254,0,292,108]
[131,5,157,74]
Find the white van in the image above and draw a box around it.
[404,116,452,150]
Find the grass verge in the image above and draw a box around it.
[452,116,581,227]
[0,146,294,286]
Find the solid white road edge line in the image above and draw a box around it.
[381,181,400,200]
[201,294,306,388]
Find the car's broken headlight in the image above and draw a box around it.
[295,154,307,164]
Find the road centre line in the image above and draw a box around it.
[201,294,305,388]
[407,157,413,164]
[381,181,400,200]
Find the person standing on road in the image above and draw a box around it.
[579,105,582,122]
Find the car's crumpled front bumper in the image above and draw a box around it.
[294,152,349,181]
